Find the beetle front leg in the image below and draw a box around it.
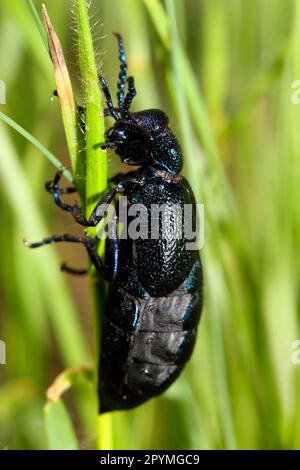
[45,169,116,225]
[84,178,144,227]
[45,170,77,195]
[46,172,143,228]
[45,170,78,214]
[109,170,140,185]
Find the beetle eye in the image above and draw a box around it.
[105,127,127,142]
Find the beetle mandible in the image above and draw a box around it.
[26,33,203,412]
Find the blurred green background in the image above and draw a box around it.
[0,0,300,450]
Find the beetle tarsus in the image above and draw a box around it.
[61,263,88,275]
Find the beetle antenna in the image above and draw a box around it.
[113,32,127,111]
[122,76,136,118]
[98,74,120,121]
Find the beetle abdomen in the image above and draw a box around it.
[99,259,203,413]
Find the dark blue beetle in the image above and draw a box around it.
[27,34,203,413]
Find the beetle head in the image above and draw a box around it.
[103,109,169,165]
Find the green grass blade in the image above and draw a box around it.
[75,0,107,218]
[74,0,108,449]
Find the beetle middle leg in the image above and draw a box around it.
[25,233,116,281]
[25,211,120,281]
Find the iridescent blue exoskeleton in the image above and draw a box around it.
[26,33,203,412]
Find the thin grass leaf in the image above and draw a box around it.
[222,42,288,136]
[46,366,93,404]
[26,0,48,50]
[164,0,195,179]
[44,400,79,450]
[3,0,51,80]
[142,0,170,48]
[0,110,73,182]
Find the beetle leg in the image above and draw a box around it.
[98,75,120,121]
[73,186,121,226]
[52,180,141,227]
[24,234,112,281]
[46,184,77,195]
[45,169,118,225]
[61,263,88,275]
[103,107,120,117]
[45,172,143,229]
[103,215,119,281]
[122,76,136,118]
[45,170,77,196]
[80,179,144,227]
[45,171,85,221]
[109,170,140,185]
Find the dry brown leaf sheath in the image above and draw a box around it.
[42,4,78,171]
